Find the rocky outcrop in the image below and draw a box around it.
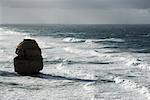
[14,39,43,75]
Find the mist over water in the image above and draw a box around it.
[0,24,150,100]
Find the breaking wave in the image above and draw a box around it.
[119,54,150,70]
[114,77,150,99]
[63,37,85,43]
[85,38,125,43]
[51,63,98,81]
[0,28,27,36]
[63,37,125,43]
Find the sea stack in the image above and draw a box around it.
[14,39,43,75]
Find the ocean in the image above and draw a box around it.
[0,24,150,100]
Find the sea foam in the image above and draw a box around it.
[114,77,150,99]
[63,37,85,43]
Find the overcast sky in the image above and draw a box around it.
[0,0,150,24]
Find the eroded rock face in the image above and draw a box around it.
[14,39,43,75]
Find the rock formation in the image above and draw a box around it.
[14,39,43,75]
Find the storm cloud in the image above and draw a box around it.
[0,0,150,24]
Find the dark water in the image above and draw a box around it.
[1,24,150,53]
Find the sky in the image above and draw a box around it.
[0,0,150,24]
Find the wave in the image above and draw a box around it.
[57,32,85,35]
[101,38,125,42]
[62,37,125,43]
[85,38,125,43]
[64,47,100,56]
[63,37,85,43]
[52,63,98,81]
[63,47,119,62]
[0,28,27,36]
[119,54,150,70]
[114,77,150,99]
[64,46,150,71]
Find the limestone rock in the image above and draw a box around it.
[14,39,43,75]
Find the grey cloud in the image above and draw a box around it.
[0,0,150,24]
[1,0,150,9]
[2,8,150,24]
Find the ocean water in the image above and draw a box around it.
[0,24,150,100]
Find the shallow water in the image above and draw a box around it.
[0,25,150,100]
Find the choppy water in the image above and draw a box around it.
[0,24,150,100]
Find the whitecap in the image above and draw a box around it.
[85,38,125,43]
[52,63,98,81]
[121,54,150,70]
[63,37,85,43]
[114,77,150,99]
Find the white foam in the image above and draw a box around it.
[0,27,30,62]
[102,38,125,42]
[64,47,108,57]
[0,49,14,62]
[63,37,125,43]
[120,54,150,70]
[53,63,98,81]
[0,28,26,36]
[83,82,97,92]
[114,77,150,99]
[63,37,85,43]
[63,44,150,72]
[85,38,125,43]
[57,32,85,35]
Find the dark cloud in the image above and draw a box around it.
[0,0,150,24]
[1,0,150,9]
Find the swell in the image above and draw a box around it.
[63,37,125,43]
